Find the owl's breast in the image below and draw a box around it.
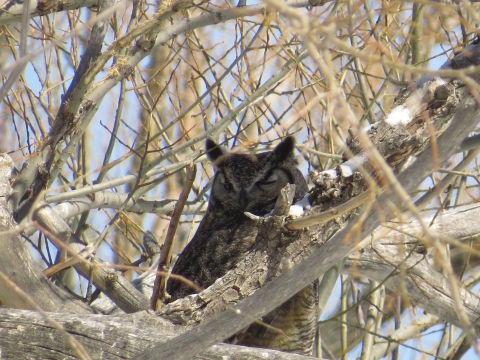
[166,212,259,301]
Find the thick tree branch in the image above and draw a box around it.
[0,308,319,360]
[91,201,480,329]
[11,0,117,219]
[2,5,480,359]
[345,242,480,328]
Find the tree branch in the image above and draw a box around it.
[0,308,319,360]
[0,0,99,26]
[49,193,207,222]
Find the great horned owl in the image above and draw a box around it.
[166,137,318,355]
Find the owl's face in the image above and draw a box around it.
[206,137,303,216]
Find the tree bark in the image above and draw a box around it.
[0,308,319,360]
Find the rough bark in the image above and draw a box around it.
[0,308,319,360]
[156,46,480,327]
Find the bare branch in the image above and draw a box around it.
[50,193,207,222]
[152,163,196,308]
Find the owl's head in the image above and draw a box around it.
[205,137,306,215]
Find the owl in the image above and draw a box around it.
[166,136,318,355]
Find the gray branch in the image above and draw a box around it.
[0,308,319,360]
[91,202,480,329]
[0,0,100,26]
[345,241,480,328]
[50,192,207,222]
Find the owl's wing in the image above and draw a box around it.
[232,279,319,356]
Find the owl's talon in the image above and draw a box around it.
[243,211,261,221]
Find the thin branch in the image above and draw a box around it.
[151,163,196,309]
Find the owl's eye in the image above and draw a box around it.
[258,172,279,186]
[218,173,233,191]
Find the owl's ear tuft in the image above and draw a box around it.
[206,139,226,164]
[273,136,295,162]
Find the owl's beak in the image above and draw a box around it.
[238,189,249,210]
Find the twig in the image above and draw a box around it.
[151,163,197,310]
